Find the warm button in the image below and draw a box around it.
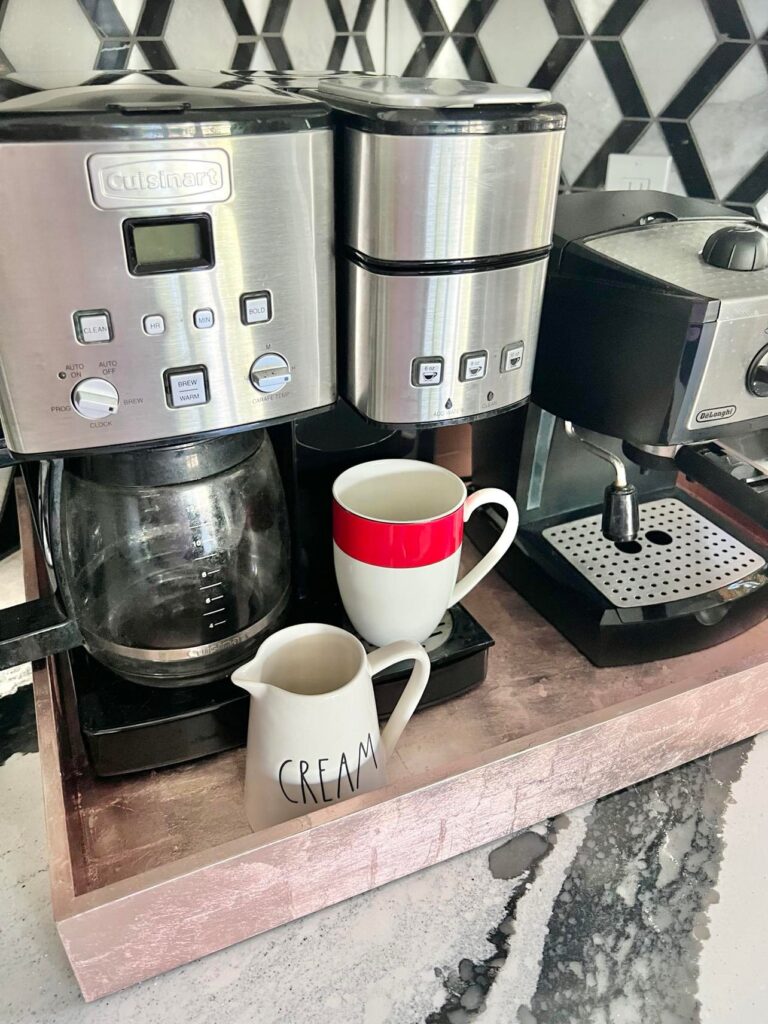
[72,378,119,419]
[165,367,209,408]
[250,353,291,394]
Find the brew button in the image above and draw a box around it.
[143,314,165,336]
[459,351,488,382]
[74,311,112,344]
[241,291,272,325]
[193,308,215,330]
[411,357,444,387]
[168,369,209,408]
[501,342,524,373]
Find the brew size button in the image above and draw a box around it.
[459,351,488,382]
[74,310,112,344]
[501,342,524,373]
[411,357,444,387]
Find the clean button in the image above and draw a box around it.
[74,310,112,344]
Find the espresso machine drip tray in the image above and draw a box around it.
[543,498,765,608]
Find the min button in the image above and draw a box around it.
[193,308,215,330]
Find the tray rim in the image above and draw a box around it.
[22,478,768,1001]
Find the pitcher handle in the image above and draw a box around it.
[368,641,431,759]
[450,488,519,606]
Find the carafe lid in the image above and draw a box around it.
[66,428,266,487]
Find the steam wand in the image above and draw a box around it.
[563,421,640,543]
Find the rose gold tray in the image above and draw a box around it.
[24,481,768,1001]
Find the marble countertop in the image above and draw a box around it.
[1,547,767,1023]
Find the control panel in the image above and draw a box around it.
[0,133,335,455]
[346,256,545,426]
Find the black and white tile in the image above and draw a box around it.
[0,0,766,214]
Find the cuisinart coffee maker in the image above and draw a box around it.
[470,191,768,665]
[0,71,336,770]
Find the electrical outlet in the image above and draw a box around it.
[605,153,672,191]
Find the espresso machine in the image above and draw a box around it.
[0,71,565,772]
[470,191,768,666]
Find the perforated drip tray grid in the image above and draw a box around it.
[542,497,765,608]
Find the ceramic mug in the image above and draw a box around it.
[232,623,430,832]
[332,459,519,646]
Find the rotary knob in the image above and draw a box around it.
[702,224,768,271]
[71,377,119,419]
[250,352,291,394]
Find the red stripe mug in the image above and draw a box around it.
[332,460,519,646]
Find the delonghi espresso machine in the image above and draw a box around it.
[470,191,768,666]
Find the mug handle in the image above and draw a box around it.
[368,641,431,758]
[450,489,519,606]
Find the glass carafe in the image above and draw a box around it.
[50,430,290,686]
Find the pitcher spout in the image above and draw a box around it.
[231,660,268,700]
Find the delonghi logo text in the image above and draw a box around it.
[696,405,736,424]
[88,150,231,209]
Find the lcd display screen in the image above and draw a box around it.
[133,222,203,265]
[123,215,214,275]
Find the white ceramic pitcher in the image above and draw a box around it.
[232,623,430,832]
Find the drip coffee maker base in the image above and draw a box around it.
[73,604,492,776]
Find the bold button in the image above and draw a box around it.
[143,314,165,336]
[411,357,444,387]
[74,310,112,344]
[241,291,273,325]
[193,308,215,330]
[500,342,524,373]
[459,351,488,382]
[165,367,209,408]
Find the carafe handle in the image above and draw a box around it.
[367,641,430,758]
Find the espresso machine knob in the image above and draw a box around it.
[702,224,768,271]
[71,377,119,419]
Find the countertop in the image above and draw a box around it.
[2,549,767,1023]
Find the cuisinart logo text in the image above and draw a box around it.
[88,150,231,209]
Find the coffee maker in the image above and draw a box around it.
[0,70,566,773]
[0,71,336,771]
[469,191,768,666]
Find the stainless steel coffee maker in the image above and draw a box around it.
[0,71,335,771]
[469,191,768,666]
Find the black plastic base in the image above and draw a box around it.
[467,502,768,668]
[74,604,492,776]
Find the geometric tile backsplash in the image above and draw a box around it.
[0,0,766,219]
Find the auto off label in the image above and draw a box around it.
[696,405,736,424]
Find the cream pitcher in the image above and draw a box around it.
[232,623,430,832]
